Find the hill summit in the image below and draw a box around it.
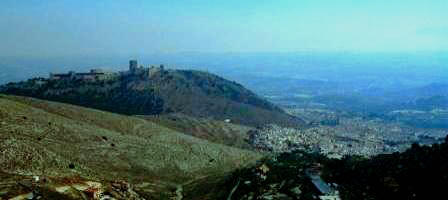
[0,60,303,127]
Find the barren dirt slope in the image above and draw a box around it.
[0,94,261,199]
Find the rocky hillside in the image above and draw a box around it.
[142,113,254,150]
[0,94,261,199]
[1,69,304,127]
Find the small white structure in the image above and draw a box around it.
[320,194,341,200]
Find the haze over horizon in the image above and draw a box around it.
[1,0,448,58]
[2,2,448,199]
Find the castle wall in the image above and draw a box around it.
[49,60,163,81]
[50,72,108,81]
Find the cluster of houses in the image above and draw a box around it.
[49,60,164,81]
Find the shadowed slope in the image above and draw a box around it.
[1,69,304,127]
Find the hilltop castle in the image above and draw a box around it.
[49,69,110,81]
[126,59,164,77]
[49,60,165,81]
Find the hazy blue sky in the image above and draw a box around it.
[1,0,447,57]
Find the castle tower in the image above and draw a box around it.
[129,60,138,73]
[68,71,76,79]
